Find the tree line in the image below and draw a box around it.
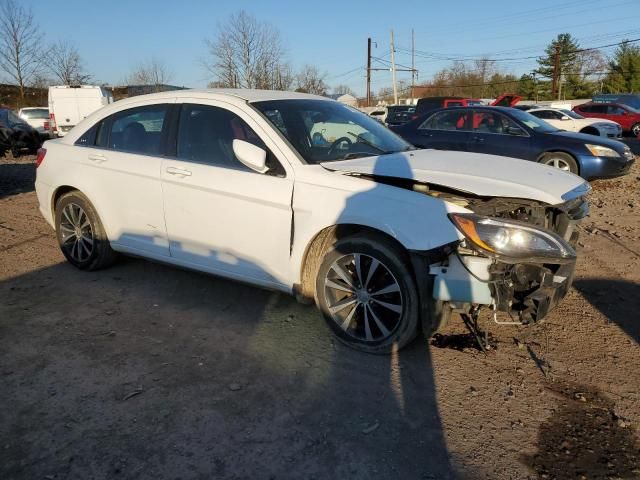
[407,33,640,101]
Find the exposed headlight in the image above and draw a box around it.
[449,213,576,263]
[585,144,620,158]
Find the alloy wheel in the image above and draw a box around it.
[323,253,403,342]
[543,157,571,171]
[59,203,94,263]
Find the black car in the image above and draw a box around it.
[0,108,42,157]
[390,106,635,180]
[385,105,416,127]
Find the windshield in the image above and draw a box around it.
[560,109,583,119]
[21,108,49,120]
[253,99,412,163]
[508,108,559,133]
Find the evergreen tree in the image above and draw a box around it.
[604,40,640,93]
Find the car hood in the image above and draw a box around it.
[547,130,627,151]
[320,149,590,205]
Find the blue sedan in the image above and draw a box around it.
[391,106,635,180]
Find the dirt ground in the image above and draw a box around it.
[1,147,639,480]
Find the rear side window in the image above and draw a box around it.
[420,110,470,131]
[108,105,168,155]
[176,104,284,176]
[607,105,626,115]
[530,110,557,120]
[587,104,607,114]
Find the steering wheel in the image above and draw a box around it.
[327,136,353,156]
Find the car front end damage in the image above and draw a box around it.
[418,190,589,329]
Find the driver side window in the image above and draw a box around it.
[176,104,285,176]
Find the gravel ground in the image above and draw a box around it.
[1,150,639,480]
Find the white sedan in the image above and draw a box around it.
[527,107,622,138]
[35,89,590,353]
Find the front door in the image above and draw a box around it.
[160,100,294,287]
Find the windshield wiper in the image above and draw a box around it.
[346,131,389,154]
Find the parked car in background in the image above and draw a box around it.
[593,93,640,110]
[527,107,622,138]
[48,85,114,137]
[384,105,415,127]
[391,106,634,179]
[18,107,53,140]
[414,93,521,118]
[573,102,640,137]
[35,89,590,353]
[368,108,387,123]
[0,108,42,157]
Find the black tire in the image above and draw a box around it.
[538,152,579,175]
[632,123,640,137]
[55,191,117,271]
[315,234,419,354]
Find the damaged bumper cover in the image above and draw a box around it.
[430,254,576,324]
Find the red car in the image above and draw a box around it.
[573,102,640,137]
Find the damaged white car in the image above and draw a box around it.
[34,90,589,353]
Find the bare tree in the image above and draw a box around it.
[333,84,355,96]
[48,40,91,85]
[295,65,328,95]
[205,10,290,89]
[0,0,45,103]
[127,58,173,88]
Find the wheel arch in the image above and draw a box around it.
[297,223,413,303]
[579,126,599,136]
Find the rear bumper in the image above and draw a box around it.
[35,180,55,228]
[578,153,635,179]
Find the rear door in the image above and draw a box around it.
[606,105,631,130]
[74,102,172,257]
[414,109,472,150]
[469,110,532,160]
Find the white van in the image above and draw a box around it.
[48,85,113,137]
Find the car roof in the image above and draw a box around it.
[113,88,328,107]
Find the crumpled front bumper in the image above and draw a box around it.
[430,254,576,324]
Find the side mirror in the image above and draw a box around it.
[506,126,526,136]
[232,139,268,173]
[561,115,571,120]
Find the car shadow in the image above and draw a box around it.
[573,278,640,344]
[0,158,36,199]
[0,240,464,479]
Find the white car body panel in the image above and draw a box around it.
[528,108,621,135]
[35,89,590,295]
[322,149,587,205]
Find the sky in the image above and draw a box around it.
[26,0,640,96]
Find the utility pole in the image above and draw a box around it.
[552,44,560,99]
[390,30,398,104]
[411,29,415,97]
[366,37,372,107]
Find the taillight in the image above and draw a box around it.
[49,113,57,133]
[43,121,50,130]
[36,148,46,168]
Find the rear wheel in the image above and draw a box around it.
[632,123,640,137]
[55,191,117,270]
[315,235,419,354]
[539,152,579,174]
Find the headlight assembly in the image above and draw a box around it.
[585,144,620,158]
[449,213,576,263]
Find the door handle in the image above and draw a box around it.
[472,136,484,143]
[166,166,192,177]
[88,153,107,163]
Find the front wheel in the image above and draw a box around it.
[539,152,579,174]
[632,123,640,137]
[315,235,419,354]
[55,191,117,270]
